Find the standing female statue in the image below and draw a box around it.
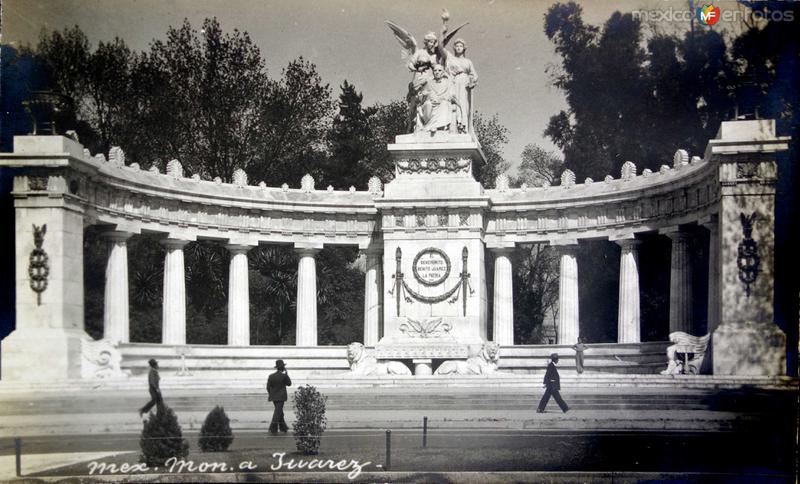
[442,38,477,134]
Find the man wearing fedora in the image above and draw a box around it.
[139,358,163,417]
[267,359,292,434]
[537,353,569,413]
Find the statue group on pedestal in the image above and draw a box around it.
[386,10,478,134]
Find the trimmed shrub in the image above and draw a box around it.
[292,384,327,455]
[198,405,234,452]
[139,405,189,466]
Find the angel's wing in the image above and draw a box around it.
[442,21,469,47]
[385,20,417,59]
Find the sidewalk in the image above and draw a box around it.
[0,452,124,480]
[0,407,769,438]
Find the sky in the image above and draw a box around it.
[1,0,745,171]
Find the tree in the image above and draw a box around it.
[512,244,559,344]
[253,58,335,186]
[198,406,234,452]
[516,144,564,187]
[139,405,189,466]
[326,81,373,189]
[362,99,407,183]
[250,246,298,346]
[472,112,510,187]
[134,18,268,180]
[293,385,327,455]
[543,2,738,180]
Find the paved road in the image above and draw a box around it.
[2,428,795,476]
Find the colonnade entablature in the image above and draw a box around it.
[484,152,721,245]
[6,135,736,246]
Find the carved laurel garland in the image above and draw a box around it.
[396,157,470,175]
[29,224,49,305]
[402,278,462,304]
[737,212,760,297]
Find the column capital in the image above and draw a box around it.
[102,230,135,243]
[359,246,383,258]
[294,242,323,256]
[225,244,254,255]
[160,238,191,250]
[550,239,579,255]
[614,238,642,250]
[488,246,515,255]
[549,238,579,247]
[660,227,691,241]
[699,214,719,232]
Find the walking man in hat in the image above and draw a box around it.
[537,353,569,413]
[139,358,163,417]
[267,359,292,434]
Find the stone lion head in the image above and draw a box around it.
[482,342,500,363]
[346,342,365,366]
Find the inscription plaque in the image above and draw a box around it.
[412,248,451,286]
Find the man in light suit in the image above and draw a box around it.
[537,353,569,413]
[267,359,292,434]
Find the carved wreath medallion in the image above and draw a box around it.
[412,247,451,286]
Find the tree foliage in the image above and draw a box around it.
[472,112,510,187]
[199,406,234,452]
[543,2,739,180]
[512,244,559,344]
[293,385,327,455]
[515,144,564,187]
[139,405,189,466]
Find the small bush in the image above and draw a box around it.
[293,385,327,455]
[139,405,189,466]
[198,406,234,452]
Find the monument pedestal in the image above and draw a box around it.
[712,322,786,375]
[3,144,92,380]
[375,132,490,374]
[705,120,791,376]
[1,329,87,380]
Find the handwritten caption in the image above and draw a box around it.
[87,452,371,479]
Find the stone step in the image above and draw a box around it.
[0,375,796,395]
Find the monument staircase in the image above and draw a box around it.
[0,371,796,437]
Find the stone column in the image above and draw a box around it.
[161,239,189,345]
[295,245,321,346]
[614,237,641,343]
[362,249,382,346]
[701,217,721,333]
[226,245,251,346]
[663,229,693,334]
[103,231,134,343]
[554,241,580,345]
[491,247,515,346]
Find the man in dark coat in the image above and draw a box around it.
[139,358,163,417]
[537,353,569,413]
[267,359,292,434]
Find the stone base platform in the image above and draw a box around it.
[108,341,672,380]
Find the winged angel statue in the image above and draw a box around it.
[386,10,475,134]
